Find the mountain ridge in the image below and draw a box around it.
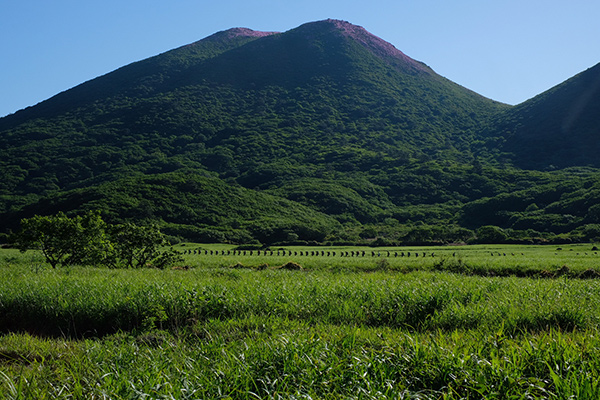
[483,62,600,169]
[1,19,599,244]
[291,19,432,74]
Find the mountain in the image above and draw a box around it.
[1,19,599,244]
[482,62,600,170]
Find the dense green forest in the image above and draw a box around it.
[1,19,599,245]
[482,63,600,170]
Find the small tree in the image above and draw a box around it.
[108,222,180,269]
[476,225,508,244]
[14,213,72,268]
[14,212,181,269]
[14,212,110,268]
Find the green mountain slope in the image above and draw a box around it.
[482,62,600,169]
[1,19,599,244]
[3,171,340,244]
[0,20,506,198]
[0,28,276,127]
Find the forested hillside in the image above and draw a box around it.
[1,19,599,244]
[482,62,600,170]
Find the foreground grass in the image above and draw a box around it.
[2,246,600,398]
[2,321,600,399]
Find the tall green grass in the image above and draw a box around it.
[2,262,600,336]
[3,246,600,398]
[2,320,600,399]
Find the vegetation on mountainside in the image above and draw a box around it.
[481,62,600,170]
[2,172,341,244]
[0,20,599,244]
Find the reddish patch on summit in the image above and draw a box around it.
[321,19,430,73]
[221,27,278,39]
[193,27,278,47]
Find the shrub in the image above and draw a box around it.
[476,225,508,244]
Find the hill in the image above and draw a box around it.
[481,62,600,170]
[1,19,599,244]
[1,171,340,245]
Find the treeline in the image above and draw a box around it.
[8,211,600,256]
[0,171,341,246]
[3,165,600,246]
[324,223,599,247]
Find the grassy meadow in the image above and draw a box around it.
[2,243,600,399]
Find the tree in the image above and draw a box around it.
[66,211,113,266]
[578,224,600,242]
[586,204,600,223]
[108,222,180,269]
[13,212,111,268]
[13,212,181,269]
[476,225,508,244]
[404,226,434,243]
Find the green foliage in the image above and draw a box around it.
[476,225,509,244]
[0,21,599,243]
[13,212,181,269]
[12,211,111,268]
[108,222,176,269]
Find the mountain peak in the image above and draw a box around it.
[215,27,278,40]
[176,27,278,58]
[296,19,431,74]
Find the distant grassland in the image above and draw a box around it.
[175,242,600,277]
[2,244,600,398]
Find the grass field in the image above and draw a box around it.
[2,244,600,399]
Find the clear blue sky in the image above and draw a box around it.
[2,0,599,117]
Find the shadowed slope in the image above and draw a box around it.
[484,62,600,169]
